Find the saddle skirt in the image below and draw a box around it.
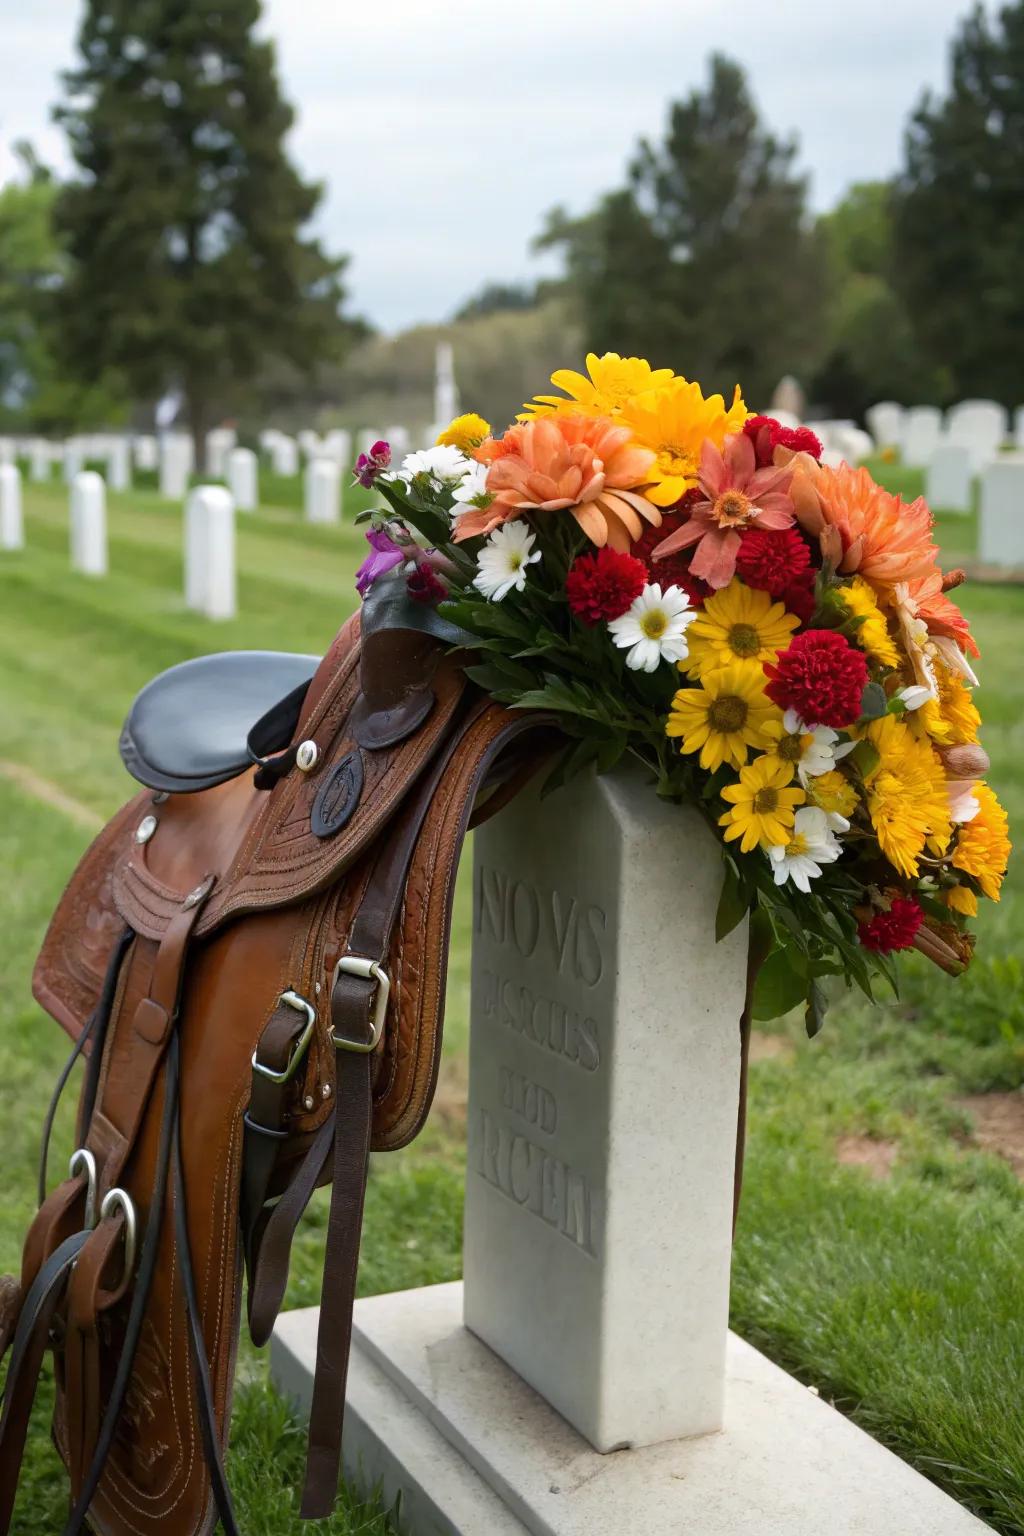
[1,604,554,1536]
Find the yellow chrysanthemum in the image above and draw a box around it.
[666,661,779,772]
[913,661,981,747]
[719,756,805,853]
[619,378,749,507]
[863,716,953,878]
[839,576,900,668]
[436,412,491,452]
[807,769,859,820]
[941,885,979,917]
[683,578,799,680]
[520,352,674,420]
[952,783,1011,901]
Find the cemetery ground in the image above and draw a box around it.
[0,463,1021,1536]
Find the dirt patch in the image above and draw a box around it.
[0,760,103,832]
[749,1032,795,1064]
[835,1135,898,1180]
[957,1093,1024,1178]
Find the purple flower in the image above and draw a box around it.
[355,527,405,596]
[353,439,392,488]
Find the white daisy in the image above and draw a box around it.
[897,685,934,712]
[607,582,697,673]
[767,807,843,895]
[472,522,540,602]
[451,459,493,522]
[781,709,857,787]
[395,444,470,486]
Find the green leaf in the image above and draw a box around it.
[859,681,888,720]
[751,944,808,1021]
[847,739,881,779]
[715,858,750,942]
[805,980,828,1038]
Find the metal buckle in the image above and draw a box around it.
[250,990,318,1084]
[69,1148,98,1230]
[99,1188,138,1281]
[331,955,390,1053]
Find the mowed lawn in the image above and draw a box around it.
[0,460,1021,1534]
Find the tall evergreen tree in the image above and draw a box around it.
[54,0,355,463]
[537,56,828,405]
[893,2,1024,405]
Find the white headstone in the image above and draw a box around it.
[184,485,236,619]
[70,471,107,576]
[107,437,131,493]
[945,399,1006,473]
[385,424,412,461]
[133,435,158,472]
[270,434,299,476]
[902,406,942,468]
[355,429,382,460]
[434,340,459,428]
[63,440,84,485]
[0,439,13,466]
[1014,406,1024,450]
[979,455,1024,567]
[865,401,904,450]
[159,434,192,500]
[926,445,972,514]
[304,458,341,524]
[298,428,321,458]
[29,440,50,483]
[464,768,747,1448]
[0,464,24,550]
[227,446,258,512]
[205,426,236,478]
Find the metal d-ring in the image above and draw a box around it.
[69,1148,98,1231]
[99,1187,138,1282]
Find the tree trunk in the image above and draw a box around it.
[187,386,208,478]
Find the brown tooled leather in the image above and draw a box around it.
[23,616,555,1536]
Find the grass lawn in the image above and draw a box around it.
[0,460,1021,1534]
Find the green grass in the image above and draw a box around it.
[0,463,1022,1533]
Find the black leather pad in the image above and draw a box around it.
[120,651,320,793]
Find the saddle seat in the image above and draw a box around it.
[118,650,320,794]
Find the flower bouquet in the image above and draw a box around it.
[352,354,1011,1029]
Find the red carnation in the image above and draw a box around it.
[780,574,817,624]
[566,547,646,625]
[631,491,708,606]
[764,629,868,728]
[735,527,812,598]
[406,560,447,605]
[744,415,823,466]
[858,897,924,954]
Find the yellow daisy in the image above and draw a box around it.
[436,413,491,452]
[952,783,1011,901]
[666,661,779,772]
[863,716,953,878]
[941,885,979,918]
[838,576,900,668]
[912,661,981,747]
[619,377,749,508]
[683,578,799,680]
[719,757,805,853]
[807,769,859,821]
[520,352,674,419]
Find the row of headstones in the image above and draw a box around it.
[865,399,1022,472]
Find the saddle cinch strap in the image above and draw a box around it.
[2,610,556,1536]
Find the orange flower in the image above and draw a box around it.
[792,461,938,587]
[454,415,660,551]
[894,568,979,660]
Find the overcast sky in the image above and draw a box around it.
[0,0,986,333]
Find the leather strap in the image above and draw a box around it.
[240,997,315,1282]
[64,1214,132,1491]
[247,1116,334,1347]
[0,1231,89,1535]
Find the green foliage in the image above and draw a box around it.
[52,0,356,455]
[893,1,1024,405]
[536,55,829,406]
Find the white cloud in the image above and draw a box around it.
[0,0,993,330]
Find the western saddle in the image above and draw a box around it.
[0,580,555,1534]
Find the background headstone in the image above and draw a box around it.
[29,440,50,483]
[205,426,237,478]
[159,434,192,500]
[63,439,84,485]
[270,434,298,476]
[228,446,258,511]
[107,437,131,493]
[70,470,108,576]
[0,464,24,550]
[184,485,237,619]
[945,399,1006,473]
[926,444,972,514]
[304,457,341,524]
[434,340,459,427]
[902,406,942,468]
[865,401,904,450]
[133,435,158,472]
[770,374,804,420]
[322,428,351,466]
[979,455,1024,567]
[384,424,411,461]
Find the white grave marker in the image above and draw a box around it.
[205,426,236,478]
[133,435,158,472]
[185,486,236,619]
[902,406,942,468]
[228,446,258,511]
[865,400,904,450]
[70,471,107,576]
[107,438,131,493]
[384,424,411,461]
[434,340,459,427]
[270,434,299,476]
[63,440,84,484]
[159,435,192,500]
[304,458,341,524]
[926,445,972,514]
[979,455,1024,567]
[0,464,24,550]
[29,440,50,483]
[946,399,1006,473]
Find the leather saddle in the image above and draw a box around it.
[0,580,555,1535]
